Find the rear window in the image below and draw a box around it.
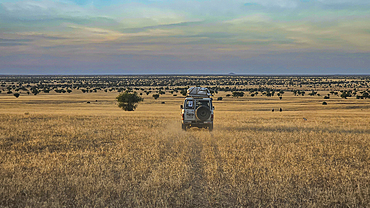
[196,100,210,108]
[185,100,194,109]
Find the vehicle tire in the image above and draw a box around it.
[196,106,211,121]
[209,123,213,131]
[182,123,187,131]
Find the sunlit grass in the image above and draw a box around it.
[1,92,370,207]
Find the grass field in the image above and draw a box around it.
[1,90,370,207]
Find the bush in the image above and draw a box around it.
[153,94,160,99]
[13,93,20,98]
[217,97,223,101]
[180,89,187,96]
[322,101,327,105]
[116,91,144,111]
[232,91,244,98]
[309,91,317,96]
[341,91,351,99]
[362,92,369,98]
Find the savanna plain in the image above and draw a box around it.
[1,75,370,207]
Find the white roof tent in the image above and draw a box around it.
[186,87,211,98]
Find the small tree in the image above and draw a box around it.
[153,94,160,99]
[363,92,369,98]
[14,93,20,98]
[116,91,144,111]
[232,91,244,98]
[180,89,187,96]
[341,91,351,99]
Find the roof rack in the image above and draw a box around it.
[186,87,211,98]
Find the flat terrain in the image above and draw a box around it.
[1,79,370,207]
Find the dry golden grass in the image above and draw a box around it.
[1,91,370,207]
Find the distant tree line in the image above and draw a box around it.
[1,75,369,99]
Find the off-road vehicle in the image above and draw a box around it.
[181,87,214,131]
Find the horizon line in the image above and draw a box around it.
[1,73,370,77]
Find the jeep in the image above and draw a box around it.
[181,87,214,131]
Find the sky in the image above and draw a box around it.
[0,0,369,75]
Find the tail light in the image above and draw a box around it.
[182,113,184,120]
[211,114,214,121]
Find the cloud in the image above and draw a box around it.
[0,0,369,74]
[0,37,33,47]
[0,0,119,32]
[317,0,368,5]
[244,0,298,8]
[1,50,369,74]
[1,0,86,19]
[0,38,33,42]
[0,42,28,46]
[223,14,271,24]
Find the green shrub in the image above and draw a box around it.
[232,91,244,98]
[116,91,144,111]
[180,89,187,96]
[153,94,160,99]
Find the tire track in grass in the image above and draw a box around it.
[211,140,239,207]
[188,134,209,207]
[212,142,224,180]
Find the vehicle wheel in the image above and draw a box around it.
[209,123,213,131]
[182,123,187,131]
[196,106,211,121]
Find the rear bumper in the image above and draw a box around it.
[183,120,213,127]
